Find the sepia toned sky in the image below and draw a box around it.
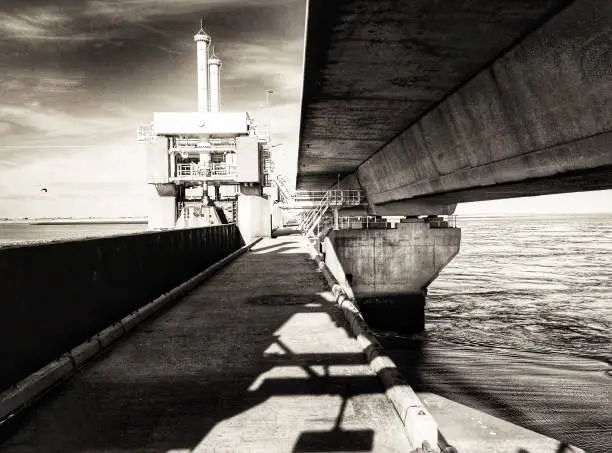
[0,0,305,218]
[0,0,610,218]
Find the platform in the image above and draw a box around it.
[0,235,411,453]
[0,233,589,453]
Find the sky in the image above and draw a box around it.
[0,0,610,219]
[0,0,305,218]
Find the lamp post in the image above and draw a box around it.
[270,143,283,173]
[265,89,274,144]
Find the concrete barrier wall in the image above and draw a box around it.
[0,224,244,393]
[237,195,271,243]
[322,237,355,299]
[271,202,283,230]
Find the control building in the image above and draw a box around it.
[138,25,275,239]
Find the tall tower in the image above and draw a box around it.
[208,47,222,113]
[194,26,211,112]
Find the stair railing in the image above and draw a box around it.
[300,190,330,239]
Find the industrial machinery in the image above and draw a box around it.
[137,25,276,230]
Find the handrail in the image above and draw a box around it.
[295,189,368,242]
[267,170,294,205]
[174,163,237,179]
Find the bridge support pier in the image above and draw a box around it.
[333,208,339,231]
[324,218,461,333]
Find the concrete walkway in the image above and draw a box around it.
[0,235,412,453]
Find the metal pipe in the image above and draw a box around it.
[194,27,211,112]
[209,53,222,113]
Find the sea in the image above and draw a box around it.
[0,215,610,452]
[383,214,612,453]
[0,221,148,247]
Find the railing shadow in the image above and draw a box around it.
[0,237,407,453]
[379,332,591,452]
[518,442,574,453]
[272,227,301,238]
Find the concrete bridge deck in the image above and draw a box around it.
[0,235,412,453]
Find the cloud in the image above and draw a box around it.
[0,122,12,134]
[0,0,301,45]
[0,0,306,218]
[0,104,135,142]
[0,136,147,189]
[0,71,86,105]
[0,8,95,42]
[85,0,293,21]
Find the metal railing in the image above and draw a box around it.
[293,190,328,204]
[176,163,203,178]
[298,191,330,240]
[267,170,294,204]
[299,214,459,243]
[172,137,237,153]
[427,215,458,229]
[174,163,237,180]
[337,216,388,230]
[210,163,238,177]
[171,145,237,155]
[291,190,364,206]
[296,189,367,242]
[136,123,155,143]
[328,190,362,207]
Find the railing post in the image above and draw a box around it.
[333,208,339,231]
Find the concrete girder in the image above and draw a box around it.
[352,0,612,205]
[298,0,573,189]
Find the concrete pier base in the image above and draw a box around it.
[325,219,461,333]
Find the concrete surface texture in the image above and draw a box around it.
[327,222,461,296]
[313,244,585,453]
[0,235,413,453]
[385,343,593,453]
[356,0,612,206]
[149,183,178,229]
[0,224,243,393]
[297,0,572,189]
[321,236,355,300]
[146,138,170,184]
[237,194,272,243]
[297,0,612,209]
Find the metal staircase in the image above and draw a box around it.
[297,189,364,243]
[267,170,294,205]
[266,167,365,242]
[298,190,331,240]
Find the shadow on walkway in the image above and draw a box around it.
[0,237,412,453]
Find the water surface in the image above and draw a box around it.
[383,214,611,452]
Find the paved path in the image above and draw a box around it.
[0,235,411,453]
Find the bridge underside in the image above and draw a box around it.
[297,0,612,210]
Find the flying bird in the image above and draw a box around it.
[40,188,47,193]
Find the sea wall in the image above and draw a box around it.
[0,224,244,392]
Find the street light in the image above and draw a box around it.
[270,143,283,166]
[265,89,274,107]
[265,89,274,145]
